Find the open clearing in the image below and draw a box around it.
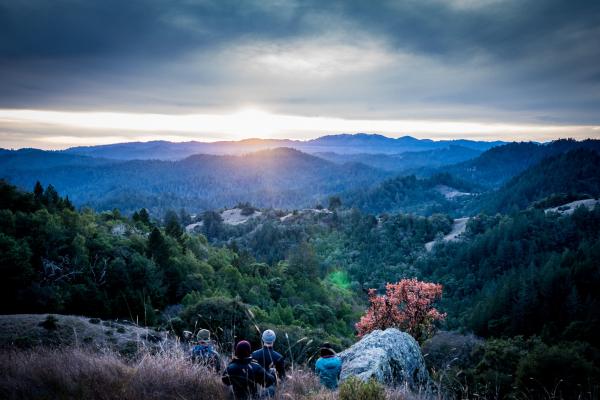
[545,198,599,215]
[425,217,469,251]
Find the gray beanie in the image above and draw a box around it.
[197,329,210,341]
[262,329,276,345]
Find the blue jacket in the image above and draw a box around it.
[191,343,221,372]
[222,357,276,400]
[252,346,286,381]
[315,355,342,389]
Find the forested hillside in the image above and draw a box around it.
[0,148,389,214]
[0,180,361,353]
[343,173,477,216]
[340,145,600,216]
[0,148,115,171]
[444,139,600,188]
[315,145,482,173]
[2,165,600,397]
[476,149,600,213]
[4,138,599,218]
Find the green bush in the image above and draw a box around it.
[516,343,600,399]
[181,296,256,346]
[166,317,185,337]
[339,377,385,400]
[39,315,59,331]
[13,336,35,348]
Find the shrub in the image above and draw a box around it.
[339,377,385,400]
[39,315,58,331]
[516,343,600,399]
[422,331,483,372]
[356,279,445,342]
[236,202,257,216]
[13,336,35,349]
[181,296,256,348]
[166,317,185,337]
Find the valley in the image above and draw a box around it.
[1,135,600,399]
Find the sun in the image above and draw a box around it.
[225,108,280,138]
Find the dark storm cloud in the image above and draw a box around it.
[0,0,321,61]
[0,0,599,124]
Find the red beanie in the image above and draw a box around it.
[235,340,252,358]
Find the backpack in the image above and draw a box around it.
[192,344,212,358]
[192,344,214,362]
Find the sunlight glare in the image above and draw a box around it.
[0,108,598,147]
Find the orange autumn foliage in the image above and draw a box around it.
[356,278,446,342]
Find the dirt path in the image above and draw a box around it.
[545,198,599,215]
[425,217,469,251]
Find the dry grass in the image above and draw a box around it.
[0,346,430,400]
[0,347,227,400]
[0,314,168,355]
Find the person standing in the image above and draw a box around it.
[252,329,286,381]
[252,329,285,397]
[222,340,275,400]
[191,329,221,372]
[315,343,342,390]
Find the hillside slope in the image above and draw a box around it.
[316,145,482,172]
[445,139,600,188]
[343,173,477,215]
[477,149,600,213]
[0,314,168,354]
[1,147,389,213]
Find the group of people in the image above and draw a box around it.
[188,328,342,399]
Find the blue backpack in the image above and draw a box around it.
[193,344,209,357]
[192,344,214,361]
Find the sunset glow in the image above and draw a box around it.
[1,108,598,149]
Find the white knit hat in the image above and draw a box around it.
[262,329,276,345]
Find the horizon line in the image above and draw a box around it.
[1,108,599,150]
[3,133,598,152]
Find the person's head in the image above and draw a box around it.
[262,329,276,347]
[197,329,210,342]
[235,340,252,359]
[320,342,336,357]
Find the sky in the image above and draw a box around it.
[1,0,599,149]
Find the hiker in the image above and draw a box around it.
[315,342,342,390]
[252,329,285,396]
[222,340,276,400]
[191,329,221,372]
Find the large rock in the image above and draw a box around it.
[339,328,428,387]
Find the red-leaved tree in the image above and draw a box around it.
[356,278,446,342]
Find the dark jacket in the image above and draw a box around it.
[251,346,286,381]
[222,357,276,399]
[191,343,221,372]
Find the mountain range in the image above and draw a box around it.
[64,134,504,160]
[2,135,599,216]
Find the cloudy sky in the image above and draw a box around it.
[1,0,599,149]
